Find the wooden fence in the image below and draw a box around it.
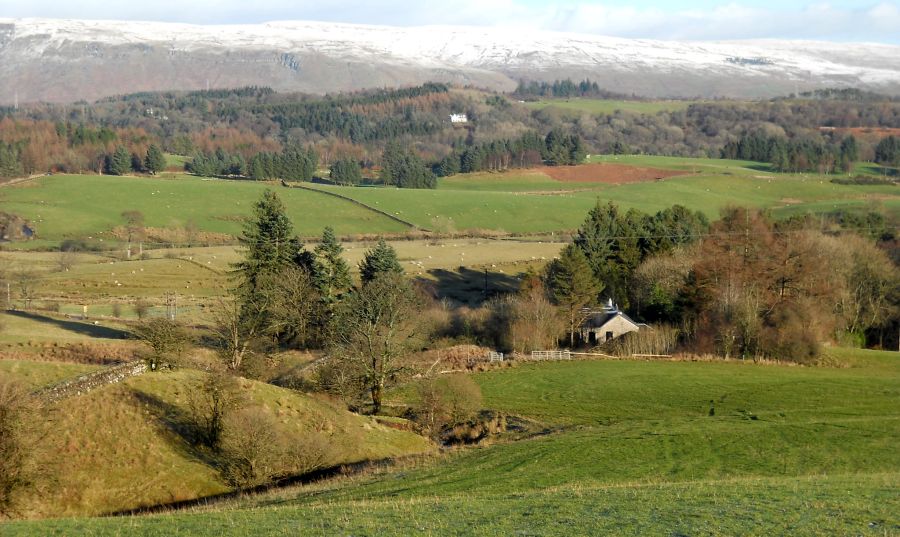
[529,350,572,361]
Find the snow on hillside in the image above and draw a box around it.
[3,17,899,85]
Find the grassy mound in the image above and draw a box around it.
[7,367,433,518]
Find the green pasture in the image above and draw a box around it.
[0,359,101,389]
[304,183,599,234]
[522,98,694,116]
[11,347,898,534]
[0,174,408,243]
[320,170,897,228]
[588,154,769,173]
[437,170,582,192]
[163,153,189,169]
[0,159,895,248]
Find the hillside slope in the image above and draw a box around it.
[5,366,432,518]
[2,18,900,103]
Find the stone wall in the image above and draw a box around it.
[38,360,147,403]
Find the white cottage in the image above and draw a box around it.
[580,299,643,345]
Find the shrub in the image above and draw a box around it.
[131,317,192,370]
[111,302,122,319]
[219,406,330,488]
[188,371,243,449]
[413,374,482,437]
[132,299,151,320]
[0,378,42,517]
[313,357,366,410]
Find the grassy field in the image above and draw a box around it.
[0,238,565,322]
[522,98,694,115]
[10,347,898,534]
[0,173,409,243]
[319,164,898,227]
[0,359,101,388]
[1,157,895,247]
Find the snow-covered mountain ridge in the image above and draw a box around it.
[1,17,899,103]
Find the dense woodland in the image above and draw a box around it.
[2,82,900,182]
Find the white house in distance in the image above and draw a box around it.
[449,113,468,124]
[580,299,643,345]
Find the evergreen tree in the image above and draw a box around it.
[234,190,302,298]
[248,154,267,180]
[434,153,460,177]
[359,238,403,284]
[379,142,405,185]
[379,143,436,189]
[0,142,23,178]
[875,136,900,167]
[107,145,132,175]
[838,136,859,173]
[144,144,166,175]
[329,157,363,185]
[545,245,603,347]
[314,226,352,303]
[573,201,641,307]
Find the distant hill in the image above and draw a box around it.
[2,18,900,104]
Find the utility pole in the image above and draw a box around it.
[6,282,10,310]
[165,292,177,321]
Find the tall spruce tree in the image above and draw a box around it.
[315,226,352,303]
[108,145,132,175]
[359,238,403,284]
[144,144,166,175]
[573,201,641,307]
[234,190,301,298]
[545,245,603,347]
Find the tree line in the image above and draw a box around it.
[3,84,900,182]
[434,129,585,176]
[720,132,860,173]
[513,78,629,99]
[187,146,318,181]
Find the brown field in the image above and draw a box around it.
[537,163,690,184]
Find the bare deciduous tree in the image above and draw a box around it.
[131,317,192,370]
[188,371,243,449]
[329,273,424,414]
[209,296,268,371]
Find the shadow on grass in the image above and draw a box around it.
[417,267,523,306]
[128,388,219,468]
[743,163,774,172]
[6,310,130,339]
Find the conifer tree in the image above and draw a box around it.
[144,144,166,175]
[573,201,641,307]
[329,157,362,185]
[359,238,403,284]
[315,226,352,303]
[234,190,301,298]
[545,245,603,347]
[108,145,132,175]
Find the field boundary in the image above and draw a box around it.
[36,360,147,403]
[283,182,428,232]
